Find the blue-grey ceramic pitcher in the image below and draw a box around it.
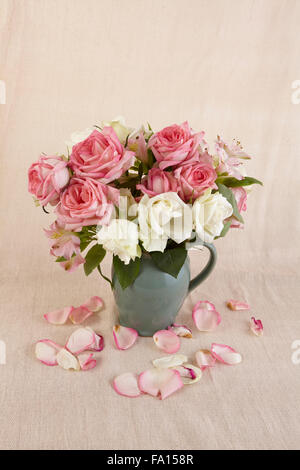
[112,241,217,336]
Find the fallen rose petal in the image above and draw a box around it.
[44,306,73,325]
[227,299,250,311]
[211,343,242,365]
[113,372,141,398]
[35,339,62,366]
[138,368,183,400]
[82,296,104,313]
[195,349,216,370]
[168,324,192,338]
[77,352,97,370]
[250,317,264,336]
[192,301,221,331]
[172,364,202,384]
[113,325,138,350]
[90,332,104,352]
[65,327,95,354]
[152,354,188,369]
[56,348,80,371]
[69,305,93,324]
[153,330,180,354]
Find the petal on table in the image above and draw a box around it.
[56,348,80,371]
[153,330,181,354]
[82,296,104,313]
[69,306,93,324]
[113,372,141,398]
[138,368,183,400]
[168,324,192,338]
[172,364,202,384]
[113,325,138,350]
[195,349,216,370]
[44,306,73,325]
[227,299,250,311]
[65,327,96,354]
[192,301,221,331]
[77,352,97,370]
[250,317,264,336]
[152,354,188,369]
[211,343,242,365]
[35,339,62,366]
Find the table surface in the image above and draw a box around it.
[0,0,300,450]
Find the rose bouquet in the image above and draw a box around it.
[28,118,262,289]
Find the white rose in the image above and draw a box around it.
[101,116,133,145]
[138,192,193,252]
[66,127,96,151]
[192,190,233,243]
[96,219,141,265]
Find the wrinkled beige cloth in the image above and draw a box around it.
[0,0,300,450]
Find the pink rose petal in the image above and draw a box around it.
[44,306,73,325]
[65,327,96,355]
[113,325,138,350]
[195,349,216,370]
[77,352,97,370]
[83,327,104,351]
[153,330,180,354]
[250,317,263,336]
[172,364,202,384]
[113,372,141,398]
[83,296,104,313]
[35,339,62,366]
[168,324,192,338]
[227,299,250,311]
[211,343,242,365]
[192,301,221,331]
[138,368,184,400]
[152,354,188,368]
[69,306,93,325]
[56,348,80,371]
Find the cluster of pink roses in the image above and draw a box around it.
[28,120,254,273]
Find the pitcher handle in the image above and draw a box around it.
[188,241,217,293]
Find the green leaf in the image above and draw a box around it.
[217,220,231,239]
[216,176,263,187]
[84,244,106,276]
[150,246,187,278]
[113,256,141,289]
[55,256,67,262]
[217,183,244,223]
[80,239,91,252]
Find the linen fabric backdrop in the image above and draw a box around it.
[0,0,300,450]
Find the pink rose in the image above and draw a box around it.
[44,221,81,259]
[56,177,119,230]
[28,155,70,206]
[174,159,217,202]
[229,187,247,228]
[70,128,135,183]
[136,168,178,197]
[148,121,206,170]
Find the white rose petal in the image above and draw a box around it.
[97,219,141,265]
[66,127,96,151]
[101,116,134,145]
[138,192,193,252]
[192,190,233,243]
